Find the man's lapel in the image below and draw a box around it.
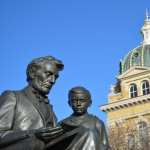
[23,86,46,125]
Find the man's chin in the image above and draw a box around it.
[39,88,51,95]
[43,90,50,95]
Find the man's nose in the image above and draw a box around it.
[49,75,55,83]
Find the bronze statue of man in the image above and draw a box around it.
[0,56,64,150]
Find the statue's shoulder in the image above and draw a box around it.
[1,90,16,98]
[88,114,105,126]
[87,114,100,121]
[0,90,17,108]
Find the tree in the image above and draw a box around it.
[108,121,150,150]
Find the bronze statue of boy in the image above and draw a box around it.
[47,86,110,150]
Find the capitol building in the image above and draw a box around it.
[100,11,150,149]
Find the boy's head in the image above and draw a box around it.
[68,86,92,115]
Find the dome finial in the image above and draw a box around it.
[141,9,150,45]
[145,8,150,21]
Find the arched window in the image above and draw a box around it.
[142,80,150,95]
[130,84,138,98]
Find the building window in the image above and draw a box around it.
[138,121,147,131]
[131,52,140,66]
[142,80,150,95]
[137,121,149,148]
[130,84,138,98]
[127,134,135,150]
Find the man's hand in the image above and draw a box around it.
[35,126,63,142]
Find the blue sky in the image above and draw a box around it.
[0,0,149,122]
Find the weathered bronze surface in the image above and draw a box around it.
[0,56,109,150]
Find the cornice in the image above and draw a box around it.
[100,94,150,112]
[108,109,150,125]
[118,66,150,80]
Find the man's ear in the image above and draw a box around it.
[28,66,37,80]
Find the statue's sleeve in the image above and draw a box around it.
[0,91,45,149]
[95,117,110,150]
[0,91,17,135]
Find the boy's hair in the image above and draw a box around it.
[68,86,92,101]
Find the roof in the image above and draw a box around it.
[120,44,150,74]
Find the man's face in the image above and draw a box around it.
[69,93,91,115]
[31,62,59,95]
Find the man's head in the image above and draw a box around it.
[68,86,92,116]
[26,56,64,95]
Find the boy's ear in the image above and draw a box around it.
[89,100,92,107]
[68,100,71,107]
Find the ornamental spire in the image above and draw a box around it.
[141,9,150,45]
[145,8,150,21]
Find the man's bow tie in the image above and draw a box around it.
[32,90,49,104]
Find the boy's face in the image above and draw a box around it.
[69,93,91,115]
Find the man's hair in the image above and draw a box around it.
[68,86,92,101]
[26,56,64,82]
